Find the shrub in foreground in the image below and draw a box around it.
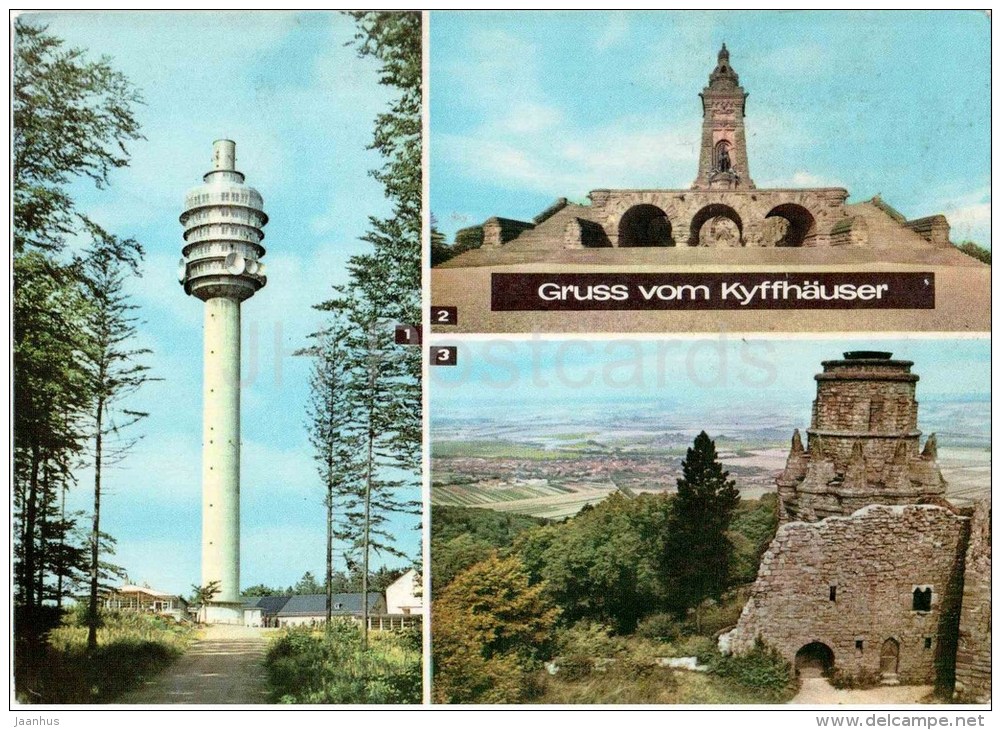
[16,610,194,703]
[265,621,421,704]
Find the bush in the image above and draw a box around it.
[635,612,683,642]
[665,634,717,663]
[955,241,991,265]
[265,622,421,704]
[555,621,626,658]
[555,655,592,681]
[709,638,794,696]
[15,609,195,703]
[685,596,745,637]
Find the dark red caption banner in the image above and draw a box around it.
[491,272,935,311]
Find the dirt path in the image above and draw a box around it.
[118,624,272,704]
[791,677,934,705]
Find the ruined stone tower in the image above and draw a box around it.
[726,351,989,692]
[693,43,755,190]
[777,351,946,523]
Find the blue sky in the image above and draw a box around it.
[23,11,420,595]
[431,337,991,439]
[430,11,991,248]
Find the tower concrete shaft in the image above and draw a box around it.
[202,297,241,604]
[179,140,268,621]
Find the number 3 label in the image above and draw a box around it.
[430,346,457,366]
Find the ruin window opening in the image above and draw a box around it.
[924,637,933,650]
[765,203,817,247]
[618,204,674,247]
[829,586,837,602]
[912,587,932,612]
[855,640,864,651]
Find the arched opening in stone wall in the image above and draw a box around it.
[765,203,817,247]
[618,204,674,247]
[880,638,900,678]
[714,140,733,171]
[795,642,834,678]
[688,204,743,247]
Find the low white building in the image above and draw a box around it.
[101,584,188,621]
[385,569,423,615]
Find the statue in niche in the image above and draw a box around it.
[759,217,790,247]
[717,147,731,172]
[698,216,741,247]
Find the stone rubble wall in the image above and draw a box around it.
[729,504,969,686]
[586,188,848,248]
[954,499,991,702]
[904,215,952,248]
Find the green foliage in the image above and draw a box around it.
[13,22,147,633]
[302,14,422,649]
[344,11,421,324]
[430,223,485,266]
[728,493,779,584]
[516,492,672,632]
[265,622,421,704]
[955,240,991,265]
[189,580,221,607]
[432,505,546,548]
[432,554,559,703]
[15,610,194,703]
[685,595,747,637]
[664,432,741,612]
[13,22,144,254]
[635,611,684,642]
[555,621,629,659]
[708,639,795,698]
[431,533,495,590]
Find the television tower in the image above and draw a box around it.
[178,140,268,623]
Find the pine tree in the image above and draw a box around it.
[303,329,363,626]
[13,21,144,626]
[78,240,152,651]
[297,12,423,649]
[664,431,741,612]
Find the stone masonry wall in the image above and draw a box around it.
[809,378,919,472]
[586,188,848,248]
[729,505,969,685]
[954,499,991,702]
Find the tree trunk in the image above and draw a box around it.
[23,441,41,609]
[361,423,373,651]
[87,398,104,653]
[325,489,333,634]
[56,482,67,609]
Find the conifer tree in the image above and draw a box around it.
[13,21,144,625]
[663,431,741,612]
[78,239,152,651]
[299,12,422,650]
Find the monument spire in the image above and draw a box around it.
[693,43,754,190]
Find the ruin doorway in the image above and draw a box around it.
[764,204,817,247]
[880,639,900,679]
[618,205,673,247]
[688,204,743,247]
[795,642,834,678]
